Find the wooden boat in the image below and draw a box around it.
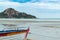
[0,27,30,40]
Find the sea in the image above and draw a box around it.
[0,18,60,40]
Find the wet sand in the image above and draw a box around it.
[0,26,60,40]
[0,19,60,40]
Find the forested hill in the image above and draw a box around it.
[0,8,36,18]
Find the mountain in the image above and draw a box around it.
[0,8,36,18]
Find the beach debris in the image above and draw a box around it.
[27,39,32,40]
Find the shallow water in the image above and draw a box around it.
[0,19,60,40]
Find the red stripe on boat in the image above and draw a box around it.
[0,33,8,36]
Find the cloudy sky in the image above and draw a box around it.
[0,0,60,18]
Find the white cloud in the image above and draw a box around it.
[0,0,60,10]
[0,2,20,6]
[0,0,10,2]
[19,2,60,9]
[30,0,60,3]
[0,1,60,18]
[0,0,59,3]
[0,2,21,11]
[38,3,60,9]
[16,2,60,18]
[41,0,59,2]
[0,2,21,12]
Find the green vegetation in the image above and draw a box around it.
[0,8,36,18]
